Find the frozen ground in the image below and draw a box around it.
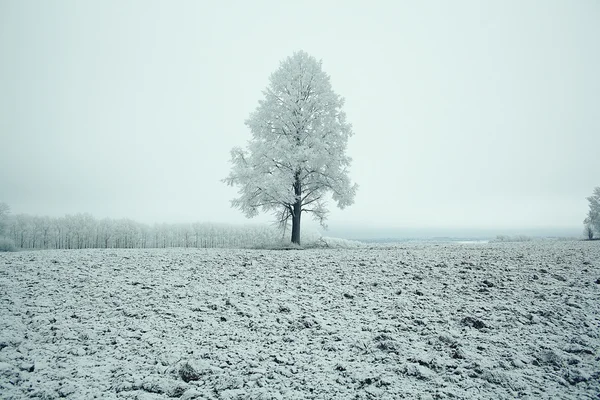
[0,241,599,399]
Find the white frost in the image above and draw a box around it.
[0,241,598,398]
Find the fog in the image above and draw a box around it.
[1,1,598,238]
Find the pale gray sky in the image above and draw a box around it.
[1,1,598,235]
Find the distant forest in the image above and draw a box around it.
[1,213,285,250]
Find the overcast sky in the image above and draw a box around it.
[1,1,598,236]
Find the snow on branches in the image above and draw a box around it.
[224,51,357,244]
[584,186,600,239]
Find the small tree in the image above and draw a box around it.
[584,224,594,240]
[0,202,16,251]
[0,202,9,235]
[583,186,600,239]
[224,51,358,245]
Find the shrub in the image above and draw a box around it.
[491,235,532,243]
[304,236,365,249]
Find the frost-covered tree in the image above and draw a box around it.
[0,202,9,217]
[583,186,600,238]
[584,224,594,240]
[0,203,15,252]
[0,202,9,235]
[224,51,358,245]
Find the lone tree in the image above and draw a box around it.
[583,186,600,239]
[224,51,357,245]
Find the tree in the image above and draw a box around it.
[0,202,9,217]
[584,224,594,240]
[584,186,600,239]
[0,202,9,235]
[224,51,358,245]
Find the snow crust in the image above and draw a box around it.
[0,241,599,399]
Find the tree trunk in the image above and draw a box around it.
[291,203,301,245]
[291,173,302,245]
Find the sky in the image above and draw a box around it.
[1,1,599,238]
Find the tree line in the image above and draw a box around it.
[0,210,284,250]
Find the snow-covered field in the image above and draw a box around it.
[1,241,599,399]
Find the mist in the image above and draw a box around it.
[1,1,599,239]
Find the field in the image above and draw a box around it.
[0,241,599,399]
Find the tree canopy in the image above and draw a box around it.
[224,51,357,245]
